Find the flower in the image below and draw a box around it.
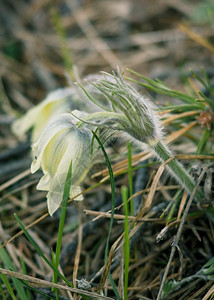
[31,111,96,216]
[12,88,74,143]
[12,73,110,143]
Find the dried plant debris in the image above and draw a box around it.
[0,0,214,299]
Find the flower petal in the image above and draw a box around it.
[31,113,76,173]
[70,185,83,201]
[12,88,74,142]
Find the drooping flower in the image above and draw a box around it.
[31,111,97,216]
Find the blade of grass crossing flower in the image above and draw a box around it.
[53,160,72,295]
[0,247,28,300]
[127,141,134,216]
[121,186,130,300]
[92,132,115,261]
[92,131,120,300]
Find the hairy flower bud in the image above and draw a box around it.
[78,70,202,201]
[78,70,163,145]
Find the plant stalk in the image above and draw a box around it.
[151,140,202,201]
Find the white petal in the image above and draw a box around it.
[36,173,51,191]
[69,185,83,201]
[31,113,76,173]
[45,88,73,102]
[31,99,69,142]
[47,189,63,216]
[40,128,72,177]
[12,105,41,137]
[46,128,93,215]
[12,87,73,141]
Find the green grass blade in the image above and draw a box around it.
[127,142,134,216]
[0,248,28,300]
[121,186,130,300]
[196,128,211,154]
[20,257,31,299]
[53,160,72,293]
[13,213,73,288]
[126,74,196,104]
[159,103,205,112]
[92,131,115,262]
[190,70,210,92]
[0,277,7,300]
[20,280,54,299]
[166,190,182,224]
[0,273,16,300]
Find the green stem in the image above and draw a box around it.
[127,141,134,216]
[121,185,130,300]
[152,140,202,201]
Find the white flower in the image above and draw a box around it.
[12,88,74,143]
[31,111,96,216]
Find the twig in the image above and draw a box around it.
[0,168,31,192]
[0,268,113,300]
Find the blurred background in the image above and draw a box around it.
[1,0,214,112]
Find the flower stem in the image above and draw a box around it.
[152,140,202,201]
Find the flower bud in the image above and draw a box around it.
[78,70,163,145]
